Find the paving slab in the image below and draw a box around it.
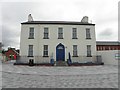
[1,63,118,88]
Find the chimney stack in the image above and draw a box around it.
[81,16,88,23]
[28,14,33,22]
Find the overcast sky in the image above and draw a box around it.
[0,0,119,49]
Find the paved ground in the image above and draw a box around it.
[1,62,118,88]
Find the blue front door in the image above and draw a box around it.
[56,43,65,61]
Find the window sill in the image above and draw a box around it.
[72,38,78,39]
[28,38,34,39]
[86,38,91,39]
[58,38,64,39]
[27,56,34,57]
[72,56,79,57]
[43,38,49,39]
[86,56,92,57]
[43,56,49,57]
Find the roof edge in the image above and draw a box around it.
[21,21,95,25]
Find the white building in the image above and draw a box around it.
[19,14,98,65]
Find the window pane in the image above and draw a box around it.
[44,45,48,50]
[87,51,91,56]
[44,51,48,56]
[44,33,48,38]
[87,45,91,50]
[73,45,77,50]
[59,28,63,33]
[44,28,48,32]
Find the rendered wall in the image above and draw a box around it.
[97,50,119,65]
[20,24,96,63]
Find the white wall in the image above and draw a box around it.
[20,24,96,63]
[97,50,119,65]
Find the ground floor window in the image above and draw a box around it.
[43,45,48,57]
[73,45,78,56]
[87,45,91,57]
[28,45,33,57]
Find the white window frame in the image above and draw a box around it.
[43,27,49,39]
[28,45,33,56]
[43,45,48,56]
[58,27,63,39]
[29,27,34,39]
[72,28,77,39]
[87,45,92,57]
[86,28,91,39]
[73,45,78,56]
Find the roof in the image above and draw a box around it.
[5,48,19,55]
[96,41,120,45]
[21,21,95,26]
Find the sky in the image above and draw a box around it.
[0,0,119,49]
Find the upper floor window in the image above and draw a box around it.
[86,28,91,39]
[58,27,63,39]
[73,45,78,57]
[43,27,49,39]
[72,28,77,39]
[28,45,33,57]
[29,27,34,39]
[87,45,92,57]
[43,45,48,57]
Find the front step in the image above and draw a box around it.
[55,61,67,66]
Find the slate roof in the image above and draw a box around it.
[21,21,95,25]
[96,41,120,45]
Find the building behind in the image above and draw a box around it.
[96,41,120,51]
[96,41,119,65]
[0,42,3,61]
[4,48,19,60]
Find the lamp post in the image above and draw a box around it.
[65,46,67,61]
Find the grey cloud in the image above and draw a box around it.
[1,1,118,49]
[2,2,41,22]
[99,28,113,36]
[2,2,40,49]
[2,25,20,48]
[97,28,116,41]
[1,1,70,49]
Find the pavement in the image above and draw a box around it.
[1,62,118,88]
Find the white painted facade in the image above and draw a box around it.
[19,15,97,64]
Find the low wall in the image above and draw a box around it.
[72,56,97,63]
[17,55,102,64]
[97,50,119,65]
[16,56,50,63]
